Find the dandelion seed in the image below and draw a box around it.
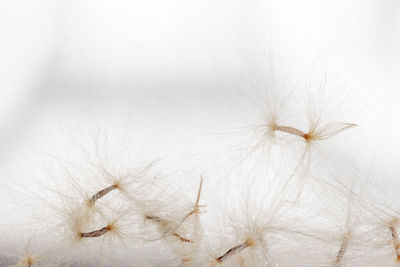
[274,125,307,139]
[216,239,253,263]
[88,183,119,204]
[79,224,113,238]
[271,122,356,143]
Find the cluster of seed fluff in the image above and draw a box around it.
[1,87,400,267]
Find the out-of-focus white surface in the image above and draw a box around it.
[0,0,399,195]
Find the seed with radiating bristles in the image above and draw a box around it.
[216,239,253,263]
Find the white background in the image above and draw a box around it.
[0,0,399,200]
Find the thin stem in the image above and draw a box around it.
[146,215,192,243]
[182,177,203,220]
[80,225,112,238]
[173,176,204,232]
[335,194,352,266]
[335,236,349,265]
[173,232,191,243]
[216,241,250,263]
[145,177,203,243]
[194,176,203,210]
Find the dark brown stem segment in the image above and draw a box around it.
[335,236,349,265]
[145,215,162,223]
[89,184,118,203]
[80,225,111,238]
[390,223,400,261]
[216,241,250,263]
